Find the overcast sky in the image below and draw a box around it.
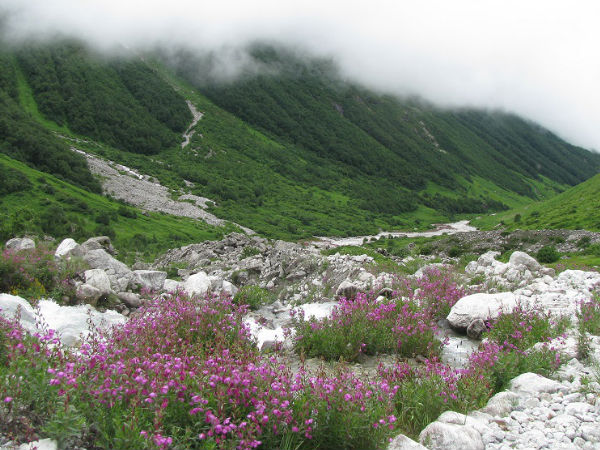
[3,0,599,151]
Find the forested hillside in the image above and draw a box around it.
[1,40,599,241]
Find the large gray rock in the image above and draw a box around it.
[18,438,58,450]
[5,237,35,251]
[387,434,427,450]
[419,420,484,450]
[84,269,112,296]
[83,249,133,292]
[184,271,212,296]
[0,294,36,331]
[133,270,167,291]
[209,277,238,296]
[509,251,541,271]
[54,238,80,259]
[447,292,517,331]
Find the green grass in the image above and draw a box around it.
[0,154,236,262]
[473,173,600,232]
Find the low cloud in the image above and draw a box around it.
[2,0,599,151]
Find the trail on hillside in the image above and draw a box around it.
[181,100,203,148]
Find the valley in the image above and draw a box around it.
[1,37,600,450]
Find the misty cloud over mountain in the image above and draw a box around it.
[2,0,599,151]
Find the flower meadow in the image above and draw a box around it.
[292,267,467,362]
[0,267,570,449]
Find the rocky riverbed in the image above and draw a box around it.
[1,232,599,450]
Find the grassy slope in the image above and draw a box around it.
[0,153,236,263]
[473,173,600,232]
[3,42,599,242]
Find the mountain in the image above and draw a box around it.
[1,40,599,244]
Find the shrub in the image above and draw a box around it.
[233,285,275,310]
[536,246,560,264]
[513,213,521,223]
[292,293,439,362]
[241,246,261,259]
[447,246,462,258]
[0,246,85,302]
[485,304,570,352]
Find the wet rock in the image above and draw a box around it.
[466,318,487,339]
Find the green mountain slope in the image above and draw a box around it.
[0,153,235,261]
[1,40,599,241]
[473,173,600,231]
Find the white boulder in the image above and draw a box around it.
[54,238,80,259]
[447,292,518,331]
[419,420,484,450]
[184,271,212,296]
[509,372,566,396]
[387,434,427,450]
[509,251,542,271]
[5,237,35,251]
[0,293,36,331]
[133,270,167,291]
[84,269,112,296]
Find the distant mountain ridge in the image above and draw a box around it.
[1,39,599,241]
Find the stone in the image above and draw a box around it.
[466,318,487,339]
[509,373,565,395]
[54,238,80,259]
[163,279,182,292]
[184,271,212,296]
[508,251,541,271]
[84,269,112,296]
[133,270,167,291]
[447,292,517,331]
[75,283,102,306]
[377,287,394,298]
[336,279,359,299]
[83,249,133,292]
[117,292,143,308]
[5,237,35,251]
[387,434,428,450]
[481,391,520,417]
[80,236,115,255]
[419,421,484,450]
[0,294,36,331]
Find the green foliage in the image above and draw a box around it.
[0,52,101,193]
[485,349,559,393]
[0,154,235,262]
[240,246,261,259]
[0,244,86,302]
[0,163,31,195]
[15,41,189,154]
[233,285,275,310]
[536,246,560,263]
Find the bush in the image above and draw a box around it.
[536,246,560,263]
[233,285,275,310]
[292,293,439,362]
[447,246,462,258]
[0,245,85,302]
[241,246,261,259]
